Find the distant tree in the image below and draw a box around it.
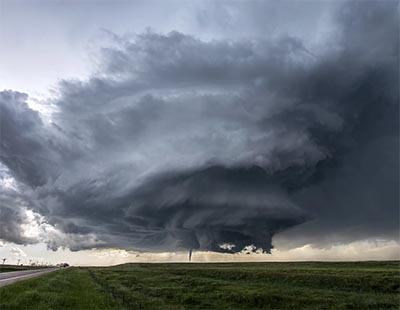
[2,258,6,265]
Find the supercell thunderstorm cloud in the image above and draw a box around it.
[0,1,398,254]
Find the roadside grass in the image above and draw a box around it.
[0,265,52,273]
[0,268,122,310]
[0,261,399,309]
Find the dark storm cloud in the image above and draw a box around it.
[0,91,49,187]
[0,1,398,252]
[0,192,36,245]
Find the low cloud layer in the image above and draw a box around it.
[0,1,398,253]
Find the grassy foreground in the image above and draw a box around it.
[0,261,399,309]
[0,268,119,310]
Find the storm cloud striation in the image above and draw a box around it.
[0,1,398,253]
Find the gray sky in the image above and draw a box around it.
[0,0,335,94]
[0,0,398,264]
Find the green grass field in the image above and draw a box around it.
[1,261,399,309]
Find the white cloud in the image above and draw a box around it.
[10,246,27,257]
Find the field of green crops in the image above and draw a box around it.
[1,261,399,309]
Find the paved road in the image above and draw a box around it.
[0,268,60,287]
